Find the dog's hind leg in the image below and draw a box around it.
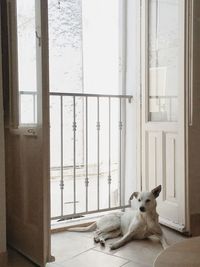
[97,213,121,234]
[99,229,121,246]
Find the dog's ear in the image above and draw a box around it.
[129,192,139,200]
[151,185,162,198]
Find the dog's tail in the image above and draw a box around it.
[67,222,97,232]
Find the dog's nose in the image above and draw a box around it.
[140,206,145,212]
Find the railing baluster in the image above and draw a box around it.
[60,95,64,218]
[108,97,111,208]
[97,97,100,210]
[85,97,89,212]
[119,98,122,207]
[73,96,77,214]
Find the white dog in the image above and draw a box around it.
[68,185,168,250]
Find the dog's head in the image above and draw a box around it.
[129,185,162,213]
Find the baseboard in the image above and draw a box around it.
[190,213,200,236]
[159,217,186,233]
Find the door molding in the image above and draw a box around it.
[0,7,7,253]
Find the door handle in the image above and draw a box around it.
[26,128,37,136]
[10,127,38,136]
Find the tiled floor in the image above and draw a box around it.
[49,226,187,267]
[1,227,187,267]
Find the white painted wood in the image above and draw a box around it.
[141,0,186,230]
[5,0,51,266]
[125,0,141,202]
[147,132,163,191]
[0,13,7,254]
[165,133,177,201]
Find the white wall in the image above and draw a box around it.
[82,0,119,94]
[0,14,6,253]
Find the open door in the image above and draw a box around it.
[3,0,51,266]
[141,0,186,231]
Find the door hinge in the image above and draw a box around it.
[35,31,41,47]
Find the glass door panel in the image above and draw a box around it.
[148,0,180,122]
[16,0,37,124]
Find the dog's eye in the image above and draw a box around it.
[146,199,150,203]
[138,199,141,202]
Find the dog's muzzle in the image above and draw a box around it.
[139,206,146,212]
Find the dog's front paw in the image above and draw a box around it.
[99,238,105,246]
[109,243,119,250]
[93,236,100,243]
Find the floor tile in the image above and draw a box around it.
[46,262,62,267]
[122,261,150,267]
[51,231,97,262]
[60,249,128,267]
[93,237,121,255]
[161,226,187,246]
[113,238,163,266]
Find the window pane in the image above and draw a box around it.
[148,0,180,122]
[17,0,37,124]
[20,93,37,124]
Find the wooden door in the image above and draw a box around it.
[141,0,186,231]
[4,0,51,265]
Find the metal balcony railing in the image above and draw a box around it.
[19,91,133,221]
